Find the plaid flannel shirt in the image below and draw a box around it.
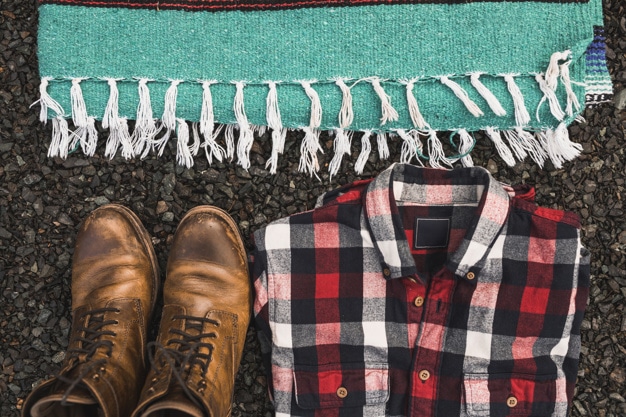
[252,164,590,417]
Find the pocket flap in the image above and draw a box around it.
[464,373,556,416]
[293,363,389,409]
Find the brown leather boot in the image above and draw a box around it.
[22,204,160,417]
[131,206,251,417]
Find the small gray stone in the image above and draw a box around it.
[23,173,42,185]
[614,88,626,110]
[51,352,65,364]
[37,309,53,325]
[94,196,111,206]
[0,226,12,239]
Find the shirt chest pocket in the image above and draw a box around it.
[293,363,390,410]
[463,373,557,416]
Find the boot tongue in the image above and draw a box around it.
[30,385,99,417]
[140,385,206,417]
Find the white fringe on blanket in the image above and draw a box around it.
[39,51,585,175]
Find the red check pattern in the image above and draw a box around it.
[252,164,589,417]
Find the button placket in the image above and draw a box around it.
[408,272,456,415]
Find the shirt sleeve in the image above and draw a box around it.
[250,230,275,397]
[563,243,591,404]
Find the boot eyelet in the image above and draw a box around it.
[147,387,155,393]
[197,387,205,393]
[92,374,100,381]
[151,377,158,384]
[99,367,106,374]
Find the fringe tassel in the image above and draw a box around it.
[266,81,287,174]
[199,81,224,164]
[225,124,236,160]
[334,78,354,128]
[102,78,133,159]
[485,127,516,167]
[544,50,571,90]
[200,81,217,139]
[49,116,70,158]
[103,118,132,160]
[402,79,428,129]
[503,74,531,127]
[253,124,268,137]
[133,78,159,157]
[190,122,200,157]
[152,80,182,155]
[175,119,194,168]
[300,81,323,129]
[162,80,181,133]
[544,123,582,168]
[535,72,565,122]
[560,61,581,117]
[457,129,475,167]
[469,73,507,116]
[370,78,399,125]
[328,128,352,178]
[428,130,453,169]
[234,82,255,170]
[504,128,547,167]
[397,129,424,165]
[299,127,323,177]
[70,78,98,156]
[439,76,484,117]
[70,78,89,128]
[73,118,98,157]
[355,131,372,175]
[299,81,323,175]
[35,76,65,123]
[330,79,354,177]
[194,123,224,165]
[502,130,528,162]
[376,132,390,160]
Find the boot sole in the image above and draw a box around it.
[91,204,161,319]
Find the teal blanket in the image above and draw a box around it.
[36,0,612,174]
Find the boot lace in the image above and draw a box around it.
[56,307,120,404]
[147,315,219,410]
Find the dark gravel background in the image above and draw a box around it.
[1,0,625,415]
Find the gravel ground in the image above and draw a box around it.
[1,0,625,416]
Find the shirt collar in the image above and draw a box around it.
[363,163,511,280]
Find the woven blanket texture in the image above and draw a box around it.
[36,0,613,175]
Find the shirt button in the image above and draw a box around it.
[336,387,348,398]
[414,296,424,307]
[506,396,518,407]
[466,271,476,280]
[383,268,391,277]
[418,370,430,381]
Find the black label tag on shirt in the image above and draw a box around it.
[414,218,450,249]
